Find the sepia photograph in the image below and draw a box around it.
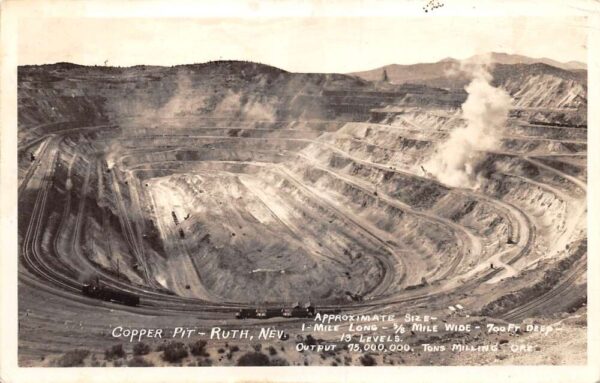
[1,1,599,382]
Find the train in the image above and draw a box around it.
[235,303,340,319]
[82,278,140,306]
[236,304,315,319]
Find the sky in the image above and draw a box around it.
[18,16,587,73]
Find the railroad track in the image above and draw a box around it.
[16,121,584,322]
[501,256,587,322]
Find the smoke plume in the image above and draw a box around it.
[105,141,122,169]
[423,58,512,189]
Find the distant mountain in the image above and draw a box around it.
[351,52,586,85]
[351,60,463,85]
[563,61,588,70]
[350,53,587,110]
[470,52,586,71]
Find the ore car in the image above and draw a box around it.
[235,303,318,319]
[282,304,316,318]
[235,308,257,319]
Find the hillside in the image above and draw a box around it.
[18,60,465,134]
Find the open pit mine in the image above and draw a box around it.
[17,58,587,366]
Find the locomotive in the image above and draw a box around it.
[82,277,140,306]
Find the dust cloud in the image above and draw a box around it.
[423,56,513,189]
[214,89,277,122]
[114,70,277,124]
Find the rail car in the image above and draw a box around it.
[236,308,287,319]
[235,308,258,319]
[235,303,331,319]
[82,278,140,306]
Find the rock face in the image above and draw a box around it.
[17,57,587,365]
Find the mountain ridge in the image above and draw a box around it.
[350,52,586,84]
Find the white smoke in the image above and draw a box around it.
[423,57,512,189]
[105,141,122,170]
